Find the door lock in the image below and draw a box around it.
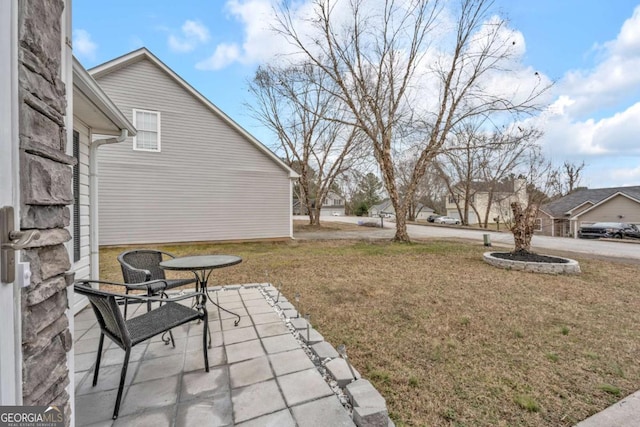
[1,206,40,283]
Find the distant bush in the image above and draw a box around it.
[354,202,369,217]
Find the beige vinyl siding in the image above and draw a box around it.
[578,194,640,225]
[95,58,291,245]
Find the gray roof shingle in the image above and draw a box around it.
[541,186,640,218]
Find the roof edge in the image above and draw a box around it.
[89,48,298,178]
[73,56,136,136]
[570,192,640,220]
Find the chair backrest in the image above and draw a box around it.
[74,281,131,347]
[118,250,173,283]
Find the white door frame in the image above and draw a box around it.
[0,0,23,405]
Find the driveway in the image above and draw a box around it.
[302,216,640,261]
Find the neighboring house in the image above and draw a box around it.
[445,178,527,225]
[293,191,346,216]
[369,199,434,220]
[70,57,137,314]
[369,200,394,217]
[320,191,346,216]
[89,48,298,245]
[537,186,640,238]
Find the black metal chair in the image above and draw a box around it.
[117,249,196,319]
[74,280,209,420]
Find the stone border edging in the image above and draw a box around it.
[255,283,395,427]
[483,252,581,274]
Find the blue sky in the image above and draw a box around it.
[73,0,640,189]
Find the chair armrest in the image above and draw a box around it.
[74,279,167,292]
[119,291,206,304]
[123,265,152,282]
[124,279,168,292]
[74,279,131,289]
[74,279,205,302]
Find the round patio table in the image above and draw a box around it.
[160,255,243,327]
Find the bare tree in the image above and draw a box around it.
[435,121,541,227]
[274,0,551,241]
[247,63,364,225]
[474,127,542,227]
[549,161,586,198]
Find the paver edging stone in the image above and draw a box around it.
[255,282,394,427]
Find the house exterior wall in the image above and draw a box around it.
[17,0,73,421]
[446,192,501,224]
[570,202,593,217]
[446,180,527,225]
[415,210,432,221]
[576,195,640,226]
[369,205,393,217]
[94,58,292,245]
[320,192,345,216]
[535,213,555,236]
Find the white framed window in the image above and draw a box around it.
[534,218,542,231]
[132,109,161,152]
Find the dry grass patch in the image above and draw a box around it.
[99,239,640,426]
[293,219,370,232]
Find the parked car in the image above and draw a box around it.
[331,212,341,216]
[578,222,640,239]
[434,216,461,225]
[427,214,442,223]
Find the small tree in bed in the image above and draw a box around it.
[508,148,553,253]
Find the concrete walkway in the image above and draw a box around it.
[74,284,364,426]
[575,391,640,427]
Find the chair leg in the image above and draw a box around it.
[202,312,209,372]
[92,332,105,387]
[123,289,130,319]
[168,330,175,348]
[112,348,131,420]
[160,292,176,347]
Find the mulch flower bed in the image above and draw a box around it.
[491,249,569,264]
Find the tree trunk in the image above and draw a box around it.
[510,202,535,252]
[312,208,321,226]
[393,209,410,242]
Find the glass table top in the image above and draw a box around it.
[159,255,242,271]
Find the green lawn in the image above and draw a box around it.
[100,236,640,426]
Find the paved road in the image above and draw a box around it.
[298,215,640,261]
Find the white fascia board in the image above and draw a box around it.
[73,57,136,136]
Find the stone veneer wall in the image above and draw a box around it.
[18,0,75,423]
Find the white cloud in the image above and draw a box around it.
[168,20,210,53]
[198,0,640,188]
[73,29,97,60]
[196,43,241,70]
[611,165,640,183]
[554,6,640,119]
[197,0,292,70]
[182,20,210,42]
[528,5,640,188]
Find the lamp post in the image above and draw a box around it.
[294,292,300,318]
[337,344,358,380]
[275,282,283,303]
[304,313,311,341]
